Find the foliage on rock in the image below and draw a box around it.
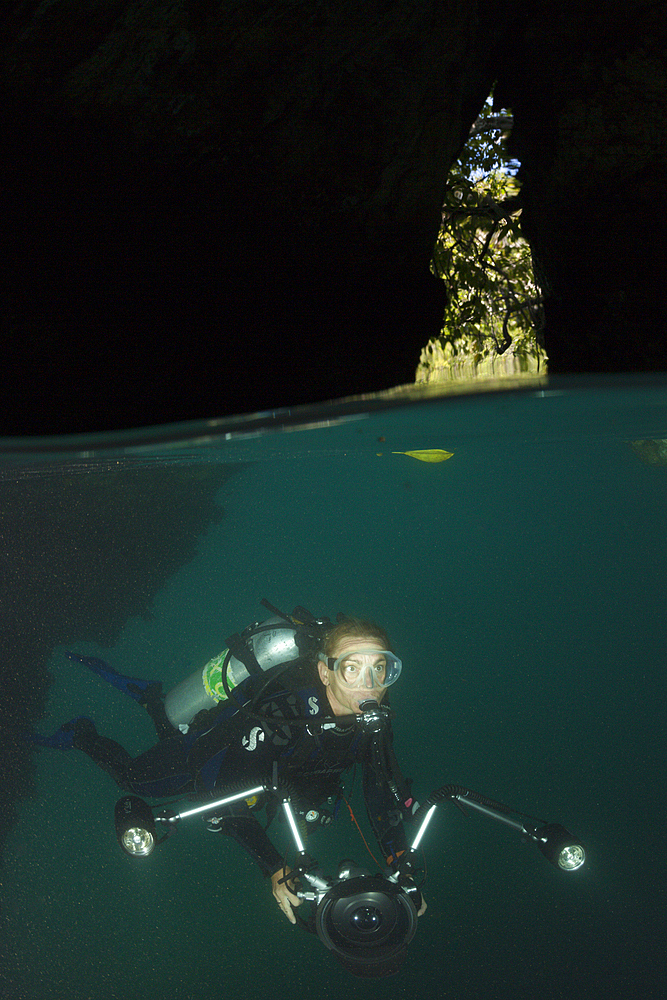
[419,98,546,382]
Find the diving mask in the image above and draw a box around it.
[320,650,402,689]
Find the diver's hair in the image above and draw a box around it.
[322,617,392,657]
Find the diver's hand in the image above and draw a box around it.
[271,866,302,924]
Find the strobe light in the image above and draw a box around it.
[115,796,157,857]
[533,824,585,871]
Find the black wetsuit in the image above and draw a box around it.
[73,661,411,876]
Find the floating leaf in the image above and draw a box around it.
[391,449,453,463]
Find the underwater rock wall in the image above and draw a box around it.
[0,461,239,863]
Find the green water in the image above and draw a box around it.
[2,376,666,999]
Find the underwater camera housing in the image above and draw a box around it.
[112,686,584,977]
[311,861,419,978]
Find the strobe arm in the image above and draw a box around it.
[156,783,266,824]
[396,784,585,875]
[116,774,296,858]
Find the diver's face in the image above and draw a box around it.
[317,636,388,716]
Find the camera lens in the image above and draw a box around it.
[315,872,418,977]
[350,906,383,932]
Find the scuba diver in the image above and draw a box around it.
[30,602,427,928]
[30,600,585,977]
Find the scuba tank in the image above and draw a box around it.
[164,605,329,731]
